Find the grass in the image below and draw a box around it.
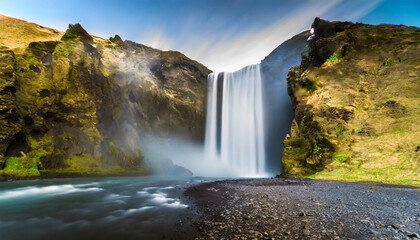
[61,24,93,43]
[334,152,350,163]
[0,156,40,177]
[307,164,420,187]
[384,58,395,67]
[0,14,62,49]
[57,154,145,176]
[57,155,121,175]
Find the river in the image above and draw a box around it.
[0,176,215,240]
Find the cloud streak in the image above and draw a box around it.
[167,0,383,72]
[0,0,383,72]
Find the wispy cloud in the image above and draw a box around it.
[0,0,383,72]
[169,0,382,72]
[142,29,174,51]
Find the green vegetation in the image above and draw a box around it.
[108,142,144,168]
[308,167,420,187]
[1,155,40,177]
[325,53,339,63]
[334,152,350,163]
[301,79,320,92]
[0,14,62,49]
[61,23,93,43]
[52,39,81,58]
[85,127,103,142]
[57,154,124,175]
[282,20,420,187]
[109,34,124,47]
[0,14,210,180]
[28,135,54,157]
[28,41,59,52]
[384,58,395,66]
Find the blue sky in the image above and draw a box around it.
[1,0,419,71]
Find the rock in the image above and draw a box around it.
[391,224,399,229]
[0,15,210,179]
[280,18,420,183]
[408,233,420,238]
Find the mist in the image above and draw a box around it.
[139,134,237,177]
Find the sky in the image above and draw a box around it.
[0,0,419,72]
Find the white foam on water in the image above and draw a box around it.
[74,183,98,187]
[105,194,129,200]
[125,206,155,215]
[163,201,188,208]
[0,185,103,200]
[135,187,189,209]
[150,193,174,203]
[143,186,174,191]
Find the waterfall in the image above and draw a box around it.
[204,64,267,177]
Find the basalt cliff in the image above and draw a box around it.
[0,15,209,179]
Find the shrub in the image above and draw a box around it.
[61,23,93,43]
[3,156,40,177]
[326,53,339,63]
[109,34,124,47]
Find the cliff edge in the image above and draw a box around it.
[0,15,210,179]
[282,18,420,186]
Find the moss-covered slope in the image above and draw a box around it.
[0,16,210,179]
[282,18,420,186]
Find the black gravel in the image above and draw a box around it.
[175,178,420,240]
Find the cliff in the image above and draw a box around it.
[261,31,310,174]
[0,15,210,179]
[281,18,420,186]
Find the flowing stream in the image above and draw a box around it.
[0,176,214,240]
[204,64,267,177]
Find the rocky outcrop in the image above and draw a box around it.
[0,16,210,179]
[281,18,420,185]
[0,47,22,168]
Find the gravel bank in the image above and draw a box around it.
[177,178,420,240]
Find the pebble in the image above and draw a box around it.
[181,178,419,240]
[407,233,420,238]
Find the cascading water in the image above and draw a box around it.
[204,64,267,177]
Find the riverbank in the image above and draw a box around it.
[178,178,420,240]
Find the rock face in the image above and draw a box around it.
[0,16,210,178]
[281,18,420,185]
[261,31,310,174]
